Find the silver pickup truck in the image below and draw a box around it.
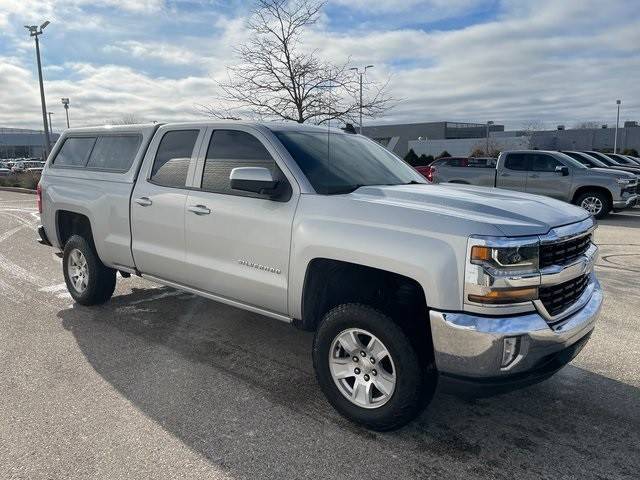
[430,150,638,219]
[37,123,602,430]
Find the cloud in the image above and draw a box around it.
[0,0,638,131]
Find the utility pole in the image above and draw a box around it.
[25,21,51,158]
[349,65,374,134]
[486,120,494,155]
[614,99,621,153]
[61,98,70,128]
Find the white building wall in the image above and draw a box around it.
[408,136,530,157]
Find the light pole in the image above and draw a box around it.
[486,120,494,155]
[48,112,54,138]
[614,99,621,153]
[25,21,51,158]
[61,98,70,128]
[349,65,374,134]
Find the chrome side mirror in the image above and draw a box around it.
[230,167,279,195]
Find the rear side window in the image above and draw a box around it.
[86,135,141,172]
[54,137,96,167]
[200,130,276,197]
[150,130,199,188]
[504,153,529,171]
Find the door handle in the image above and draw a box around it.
[187,204,211,215]
[501,173,511,177]
[134,197,152,207]
[530,174,540,179]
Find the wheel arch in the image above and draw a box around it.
[571,186,613,210]
[299,258,429,333]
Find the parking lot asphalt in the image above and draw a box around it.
[0,190,639,480]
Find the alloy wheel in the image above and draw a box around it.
[328,328,396,409]
[68,248,89,293]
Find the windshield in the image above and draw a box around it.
[588,152,617,166]
[556,152,587,169]
[275,131,424,194]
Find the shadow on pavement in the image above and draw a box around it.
[58,287,640,480]
[598,210,640,228]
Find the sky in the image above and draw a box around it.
[0,0,638,132]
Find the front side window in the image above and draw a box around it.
[149,130,199,188]
[201,130,276,197]
[504,153,529,171]
[86,135,141,171]
[53,137,96,167]
[530,154,562,172]
[275,131,422,194]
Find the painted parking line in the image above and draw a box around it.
[39,283,68,293]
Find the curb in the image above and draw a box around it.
[0,186,37,195]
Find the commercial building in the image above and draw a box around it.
[0,128,60,160]
[361,121,504,157]
[362,121,640,158]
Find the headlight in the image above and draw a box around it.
[465,238,540,309]
[470,245,539,272]
[616,178,633,185]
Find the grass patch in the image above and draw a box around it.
[0,172,40,190]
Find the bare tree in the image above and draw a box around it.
[202,0,394,124]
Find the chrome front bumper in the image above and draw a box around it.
[429,276,602,380]
[613,194,638,209]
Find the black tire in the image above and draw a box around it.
[575,191,611,219]
[313,303,437,431]
[63,234,116,306]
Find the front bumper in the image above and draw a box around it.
[613,193,638,209]
[429,276,602,388]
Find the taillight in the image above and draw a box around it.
[425,166,434,183]
[36,183,42,214]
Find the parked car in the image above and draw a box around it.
[432,150,638,218]
[623,155,640,166]
[0,168,11,176]
[604,153,640,166]
[417,157,496,182]
[561,151,640,179]
[581,151,640,172]
[38,123,603,430]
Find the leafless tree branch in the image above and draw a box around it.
[201,0,395,125]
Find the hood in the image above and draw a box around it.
[589,167,638,179]
[351,184,590,237]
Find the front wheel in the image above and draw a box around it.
[575,191,611,219]
[312,304,437,431]
[63,234,116,305]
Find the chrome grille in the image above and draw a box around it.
[539,274,590,318]
[540,234,591,269]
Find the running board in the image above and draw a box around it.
[141,274,293,324]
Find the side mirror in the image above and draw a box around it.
[555,165,569,176]
[230,167,279,196]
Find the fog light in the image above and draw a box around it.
[501,337,520,367]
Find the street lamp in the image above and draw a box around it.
[48,112,54,138]
[614,99,621,153]
[349,65,374,134]
[486,120,494,155]
[61,98,70,128]
[25,21,51,158]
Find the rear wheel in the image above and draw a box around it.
[575,191,611,219]
[313,303,437,431]
[63,234,116,305]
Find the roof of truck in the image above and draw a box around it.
[61,121,349,136]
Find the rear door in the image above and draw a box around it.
[525,153,570,200]
[183,127,299,315]
[497,153,529,191]
[131,126,206,285]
